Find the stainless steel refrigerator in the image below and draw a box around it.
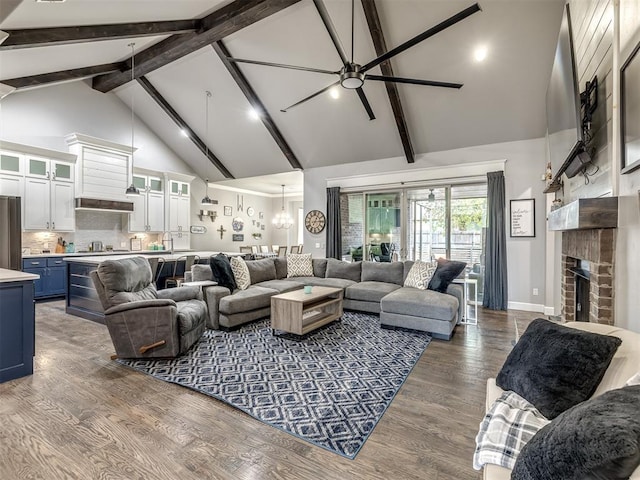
[0,195,22,270]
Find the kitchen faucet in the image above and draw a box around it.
[161,232,174,254]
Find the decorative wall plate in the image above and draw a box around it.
[232,217,244,232]
[190,225,207,234]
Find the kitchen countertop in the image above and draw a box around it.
[62,251,243,263]
[22,250,196,259]
[0,268,40,283]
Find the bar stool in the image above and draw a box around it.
[165,255,197,288]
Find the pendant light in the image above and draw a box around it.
[125,42,140,197]
[272,184,293,229]
[427,188,435,202]
[200,91,217,207]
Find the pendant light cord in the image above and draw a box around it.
[129,42,135,171]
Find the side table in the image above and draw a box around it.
[453,277,478,325]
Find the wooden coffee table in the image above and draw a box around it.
[270,286,343,335]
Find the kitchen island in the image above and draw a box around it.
[64,252,239,323]
[0,269,39,383]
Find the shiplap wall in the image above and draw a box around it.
[565,0,614,199]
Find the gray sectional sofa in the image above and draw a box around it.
[186,257,464,340]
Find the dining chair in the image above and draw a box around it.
[260,245,269,253]
[297,244,303,253]
[290,245,300,254]
[271,245,279,253]
[239,246,253,254]
[250,245,258,254]
[277,246,288,257]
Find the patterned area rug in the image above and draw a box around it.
[118,311,431,458]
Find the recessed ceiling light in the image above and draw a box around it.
[180,129,189,137]
[329,87,340,99]
[248,108,260,121]
[474,46,488,62]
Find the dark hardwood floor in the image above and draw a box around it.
[0,301,541,479]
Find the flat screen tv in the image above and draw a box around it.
[545,3,590,181]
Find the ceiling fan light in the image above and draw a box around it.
[340,71,365,89]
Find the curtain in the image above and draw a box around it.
[483,171,508,310]
[326,187,341,259]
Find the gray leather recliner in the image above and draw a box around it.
[91,256,207,358]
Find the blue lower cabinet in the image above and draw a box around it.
[22,257,68,299]
[0,279,35,383]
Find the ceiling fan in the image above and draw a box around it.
[227,0,481,120]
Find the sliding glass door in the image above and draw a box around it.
[340,183,486,300]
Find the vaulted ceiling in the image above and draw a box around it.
[0,0,565,189]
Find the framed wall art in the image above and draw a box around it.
[224,206,232,216]
[621,39,640,174]
[510,199,535,237]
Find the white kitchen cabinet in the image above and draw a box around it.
[168,195,190,233]
[169,180,189,197]
[23,176,75,231]
[26,156,74,183]
[0,151,23,176]
[0,174,23,197]
[129,174,165,233]
[171,232,190,251]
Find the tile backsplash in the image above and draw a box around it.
[22,211,160,253]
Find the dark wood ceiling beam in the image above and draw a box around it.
[0,20,199,50]
[1,63,123,89]
[93,0,301,93]
[137,76,234,179]
[212,41,303,171]
[361,0,415,163]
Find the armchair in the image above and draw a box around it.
[91,256,207,359]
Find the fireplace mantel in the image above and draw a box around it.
[548,197,618,231]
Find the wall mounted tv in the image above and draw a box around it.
[545,3,591,183]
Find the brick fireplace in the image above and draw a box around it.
[561,228,615,324]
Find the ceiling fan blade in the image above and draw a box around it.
[366,74,462,89]
[361,3,481,73]
[280,80,340,113]
[355,87,376,120]
[312,0,349,65]
[227,57,338,76]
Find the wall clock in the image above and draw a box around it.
[305,210,326,234]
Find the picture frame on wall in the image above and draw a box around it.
[510,199,535,237]
[621,39,640,174]
[224,206,233,216]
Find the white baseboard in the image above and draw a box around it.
[507,301,545,313]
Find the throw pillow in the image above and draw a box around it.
[325,258,362,282]
[191,264,213,282]
[496,318,622,419]
[403,260,437,290]
[209,254,237,292]
[473,391,550,471]
[245,258,277,284]
[287,253,313,277]
[230,256,251,290]
[512,385,640,480]
[427,258,466,293]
